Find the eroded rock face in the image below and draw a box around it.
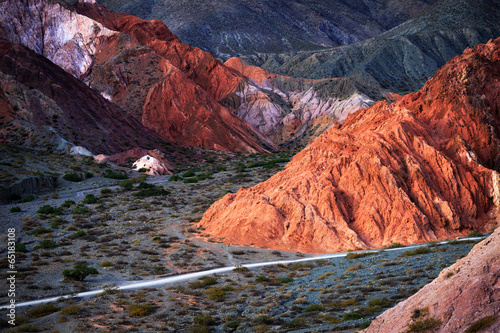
[95,148,173,175]
[224,57,373,147]
[363,228,500,333]
[198,38,500,254]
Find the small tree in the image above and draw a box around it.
[62,263,98,281]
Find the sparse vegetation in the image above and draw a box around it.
[10,206,21,213]
[401,247,430,257]
[465,316,497,333]
[62,263,98,281]
[26,303,60,318]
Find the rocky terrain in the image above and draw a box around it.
[96,0,438,60]
[364,228,500,333]
[0,150,486,331]
[199,37,500,253]
[244,0,500,99]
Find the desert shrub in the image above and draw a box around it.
[10,206,21,213]
[288,262,314,271]
[82,194,98,204]
[406,318,442,332]
[133,187,170,198]
[100,188,112,195]
[189,277,217,289]
[282,318,306,329]
[119,179,133,189]
[60,200,75,208]
[346,252,373,260]
[22,195,36,202]
[183,171,195,178]
[233,265,249,273]
[128,304,156,317]
[169,175,182,181]
[100,261,112,267]
[255,275,270,283]
[305,304,325,312]
[104,171,128,180]
[464,316,497,333]
[359,321,372,329]
[37,205,62,215]
[62,263,98,281]
[345,264,364,272]
[26,303,60,318]
[72,207,89,215]
[63,173,83,182]
[15,243,27,253]
[137,182,155,189]
[279,277,294,284]
[29,227,52,235]
[343,312,363,321]
[73,230,87,237]
[60,305,79,315]
[205,287,226,301]
[401,247,430,257]
[386,242,404,248]
[34,240,58,249]
[193,314,216,326]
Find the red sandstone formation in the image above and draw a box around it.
[363,227,500,333]
[198,38,500,253]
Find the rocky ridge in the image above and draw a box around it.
[96,0,439,60]
[198,37,500,253]
[244,0,500,99]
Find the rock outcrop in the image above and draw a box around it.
[198,38,500,253]
[363,228,500,333]
[95,148,173,175]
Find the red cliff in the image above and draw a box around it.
[198,38,500,253]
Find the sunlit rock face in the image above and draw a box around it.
[363,227,500,333]
[198,38,500,254]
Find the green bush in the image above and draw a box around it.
[34,240,58,249]
[26,302,60,318]
[183,171,195,178]
[100,188,113,195]
[401,247,430,257]
[119,179,133,189]
[60,200,75,208]
[194,314,216,326]
[189,277,217,289]
[169,175,182,181]
[63,173,83,182]
[104,171,128,180]
[72,207,90,215]
[464,316,497,333]
[205,287,226,301]
[29,227,52,235]
[255,275,270,283]
[279,277,294,284]
[21,195,36,202]
[406,318,442,332]
[10,206,21,213]
[133,187,170,198]
[62,263,98,281]
[128,304,156,317]
[37,205,62,215]
[137,182,155,189]
[73,230,87,237]
[343,312,363,321]
[15,243,27,253]
[346,252,374,260]
[305,304,325,312]
[82,194,99,204]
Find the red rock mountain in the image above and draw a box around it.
[0,0,275,153]
[198,38,500,253]
[363,227,500,333]
[0,37,164,154]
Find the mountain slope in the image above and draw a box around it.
[243,0,500,98]
[0,37,164,155]
[198,37,500,253]
[363,228,500,333]
[0,0,276,153]
[96,0,438,60]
